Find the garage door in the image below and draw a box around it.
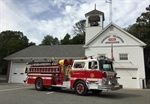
[10,63,26,83]
[115,68,139,88]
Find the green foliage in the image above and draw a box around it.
[41,35,59,45]
[0,30,35,75]
[71,33,85,44]
[28,42,36,46]
[60,33,71,44]
[126,5,150,47]
[61,20,86,45]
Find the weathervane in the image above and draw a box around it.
[106,0,112,23]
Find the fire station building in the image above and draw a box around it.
[4,9,146,89]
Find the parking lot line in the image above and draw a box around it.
[46,92,54,94]
[0,87,33,92]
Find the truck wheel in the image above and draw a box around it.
[74,81,88,96]
[35,78,45,91]
[91,90,102,95]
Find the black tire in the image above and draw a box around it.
[91,90,102,95]
[74,80,88,96]
[35,78,45,91]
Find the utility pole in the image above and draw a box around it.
[106,0,112,23]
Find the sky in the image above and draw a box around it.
[0,0,150,45]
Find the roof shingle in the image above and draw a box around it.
[5,45,85,60]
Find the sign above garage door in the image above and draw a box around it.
[101,35,124,44]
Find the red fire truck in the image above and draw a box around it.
[24,56,122,96]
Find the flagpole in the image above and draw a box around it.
[111,42,114,60]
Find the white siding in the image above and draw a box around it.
[85,24,146,89]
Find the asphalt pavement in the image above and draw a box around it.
[0,83,150,104]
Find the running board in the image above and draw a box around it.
[52,81,70,88]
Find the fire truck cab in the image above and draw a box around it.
[25,56,122,96]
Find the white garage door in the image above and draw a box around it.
[10,63,26,83]
[115,68,139,88]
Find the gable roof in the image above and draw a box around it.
[85,9,105,21]
[84,22,146,46]
[4,45,85,60]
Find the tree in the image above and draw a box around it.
[41,35,59,45]
[73,19,86,36]
[60,33,71,44]
[62,20,86,45]
[126,5,150,47]
[0,30,35,75]
[125,5,150,83]
[29,42,36,46]
[60,20,86,45]
[71,33,85,44]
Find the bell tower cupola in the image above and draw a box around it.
[85,7,105,44]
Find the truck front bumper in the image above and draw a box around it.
[98,84,123,91]
[87,82,123,91]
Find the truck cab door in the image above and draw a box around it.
[86,61,102,79]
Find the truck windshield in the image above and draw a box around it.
[98,60,114,71]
